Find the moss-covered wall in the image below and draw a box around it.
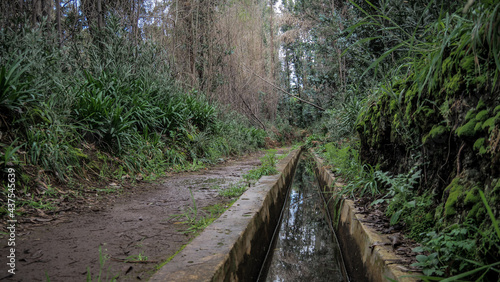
[355,9,499,270]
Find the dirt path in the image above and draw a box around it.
[1,152,265,281]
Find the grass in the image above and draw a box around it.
[85,246,118,282]
[170,148,288,236]
[125,252,148,262]
[216,182,248,198]
[168,188,225,235]
[243,149,280,182]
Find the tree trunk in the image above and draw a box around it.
[270,0,275,82]
[97,0,103,30]
[32,0,40,25]
[56,0,62,47]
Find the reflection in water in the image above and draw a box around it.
[262,156,347,282]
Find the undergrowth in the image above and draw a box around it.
[0,17,267,216]
[308,0,500,280]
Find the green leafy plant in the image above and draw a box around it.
[86,246,118,282]
[0,57,35,117]
[412,191,500,280]
[243,149,280,182]
[217,182,248,198]
[125,252,148,262]
[0,140,23,169]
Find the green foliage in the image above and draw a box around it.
[217,182,247,198]
[320,94,365,141]
[0,57,36,118]
[423,125,449,144]
[408,189,500,280]
[413,226,481,278]
[243,149,280,181]
[444,178,463,217]
[374,166,422,225]
[0,140,22,170]
[321,142,362,183]
[319,141,385,198]
[412,252,445,277]
[0,17,268,200]
[170,188,226,235]
[303,0,500,280]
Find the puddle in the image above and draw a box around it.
[259,155,348,281]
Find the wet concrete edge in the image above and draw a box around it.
[150,148,303,282]
[311,151,420,282]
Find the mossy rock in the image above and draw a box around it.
[467,202,485,220]
[444,178,464,217]
[464,187,481,205]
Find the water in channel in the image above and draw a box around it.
[258,154,348,282]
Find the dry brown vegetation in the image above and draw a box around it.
[0,0,280,125]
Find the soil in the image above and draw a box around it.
[0,151,265,281]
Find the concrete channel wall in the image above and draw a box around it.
[151,148,302,282]
[312,152,419,282]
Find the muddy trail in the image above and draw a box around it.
[1,151,267,281]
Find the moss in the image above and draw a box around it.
[464,187,481,205]
[445,73,462,93]
[405,103,412,121]
[444,178,464,217]
[473,138,486,151]
[475,109,490,122]
[435,203,443,220]
[456,118,478,137]
[423,125,449,143]
[467,202,483,220]
[465,109,476,121]
[390,99,397,111]
[442,57,453,75]
[404,86,418,104]
[472,75,487,85]
[479,146,488,155]
[460,55,475,71]
[474,121,483,132]
[71,148,88,159]
[476,99,486,110]
[494,105,500,114]
[482,117,496,132]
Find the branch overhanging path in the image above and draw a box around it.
[240,64,326,112]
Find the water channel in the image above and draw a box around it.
[258,154,349,281]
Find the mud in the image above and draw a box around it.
[0,152,265,281]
